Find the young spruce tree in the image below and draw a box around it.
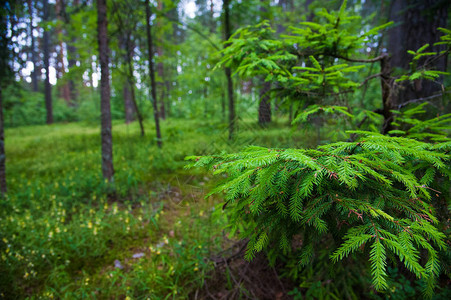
[189,1,450,296]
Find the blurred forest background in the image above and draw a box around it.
[0,0,450,299]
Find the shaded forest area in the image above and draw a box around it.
[0,0,450,299]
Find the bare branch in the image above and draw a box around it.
[360,73,382,87]
[330,53,388,63]
[397,91,450,109]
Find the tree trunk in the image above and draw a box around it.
[157,0,166,120]
[258,0,272,125]
[145,0,162,148]
[388,0,449,106]
[165,79,171,117]
[27,0,39,92]
[97,0,114,181]
[258,79,271,125]
[221,90,225,121]
[55,0,71,104]
[209,0,215,33]
[66,44,78,101]
[123,83,134,124]
[125,37,145,136]
[57,0,79,102]
[67,0,79,102]
[43,0,53,124]
[224,0,235,140]
[0,87,6,195]
[118,34,136,123]
[380,54,394,134]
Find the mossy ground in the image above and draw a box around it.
[1,117,313,299]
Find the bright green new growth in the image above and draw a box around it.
[390,102,451,142]
[193,0,450,296]
[187,132,449,295]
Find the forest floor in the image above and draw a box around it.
[3,118,449,299]
[1,117,314,299]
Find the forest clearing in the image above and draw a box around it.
[1,0,450,299]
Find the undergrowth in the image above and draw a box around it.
[1,117,312,299]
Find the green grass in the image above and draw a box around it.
[1,117,314,299]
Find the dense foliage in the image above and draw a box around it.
[189,132,450,295]
[189,1,451,297]
[1,0,450,298]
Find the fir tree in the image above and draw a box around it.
[188,132,450,296]
[189,0,450,296]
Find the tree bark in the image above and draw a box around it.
[97,0,114,181]
[27,0,39,92]
[0,87,6,195]
[258,0,272,125]
[388,0,449,106]
[258,79,271,125]
[224,0,235,140]
[380,54,394,134]
[145,0,162,148]
[43,0,53,124]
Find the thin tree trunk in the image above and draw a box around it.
[0,87,6,195]
[210,0,215,33]
[165,79,171,117]
[97,0,114,181]
[112,6,139,126]
[56,0,71,104]
[259,79,271,125]
[43,0,53,124]
[221,90,225,121]
[125,39,145,136]
[258,0,272,125]
[27,0,39,92]
[224,0,235,140]
[145,0,162,148]
[157,0,166,120]
[123,83,134,123]
[380,54,394,134]
[56,0,79,102]
[68,0,78,102]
